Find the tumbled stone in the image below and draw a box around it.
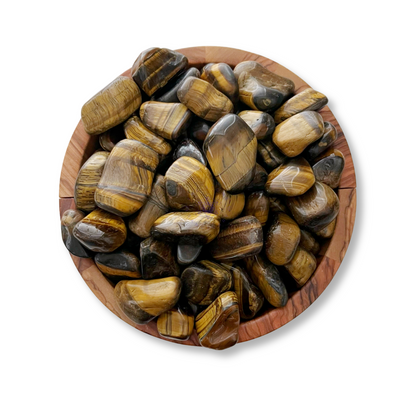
[257,138,287,172]
[204,114,257,193]
[99,123,125,152]
[182,260,232,306]
[61,209,89,258]
[244,191,270,226]
[95,139,159,217]
[284,247,317,287]
[195,291,240,350]
[114,277,182,324]
[299,229,320,255]
[238,110,275,140]
[269,195,289,214]
[273,111,324,157]
[315,218,336,238]
[312,148,345,189]
[201,63,239,103]
[157,301,195,341]
[246,163,268,193]
[265,212,300,265]
[131,47,188,96]
[73,208,127,253]
[172,138,207,166]
[212,186,245,221]
[210,216,263,261]
[265,157,315,197]
[303,122,337,161]
[94,249,141,281]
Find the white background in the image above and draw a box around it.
[1,1,415,415]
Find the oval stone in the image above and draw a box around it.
[312,148,345,189]
[201,63,239,104]
[212,186,245,221]
[94,249,141,281]
[243,191,270,226]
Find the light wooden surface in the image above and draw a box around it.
[59,46,357,346]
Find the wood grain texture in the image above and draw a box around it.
[59,47,357,346]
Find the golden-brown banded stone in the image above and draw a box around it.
[172,138,207,166]
[257,139,287,172]
[303,122,337,161]
[151,67,200,103]
[312,148,345,189]
[212,186,245,221]
[81,76,142,135]
[114,277,182,325]
[201,63,239,104]
[204,114,257,193]
[140,237,180,280]
[128,174,169,239]
[195,291,239,350]
[94,249,141,281]
[284,247,317,287]
[73,209,127,253]
[222,263,264,320]
[265,157,315,197]
[74,151,109,212]
[299,229,320,255]
[238,110,275,140]
[273,111,324,157]
[315,218,336,238]
[286,182,340,233]
[210,216,263,261]
[140,101,192,141]
[234,61,295,112]
[124,116,172,156]
[246,163,268,193]
[151,212,221,265]
[177,76,234,122]
[61,209,89,258]
[165,156,214,212]
[265,212,301,266]
[243,254,288,308]
[157,302,195,341]
[95,139,159,217]
[131,47,188,96]
[187,117,212,142]
[269,196,289,214]
[244,191,270,226]
[273,88,328,124]
[182,260,232,306]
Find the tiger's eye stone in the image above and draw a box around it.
[124,116,172,156]
[73,209,127,253]
[315,218,336,238]
[212,186,245,221]
[157,301,195,341]
[234,61,295,112]
[200,63,239,104]
[222,263,264,320]
[210,216,263,261]
[140,102,192,141]
[61,209,89,258]
[173,138,207,166]
[265,212,300,266]
[243,254,288,308]
[114,277,182,325]
[238,110,275,140]
[182,260,232,306]
[187,117,212,142]
[129,174,169,238]
[269,196,289,214]
[95,139,159,217]
[151,67,200,103]
[299,229,320,255]
[165,156,214,212]
[177,76,234,122]
[131,47,188,96]
[257,139,287,172]
[265,157,315,197]
[81,76,142,135]
[273,111,324,157]
[273,88,328,124]
[246,163,268,193]
[195,291,239,350]
[94,249,141,281]
[286,182,340,233]
[284,247,317,287]
[74,151,109,212]
[244,191,270,226]
[99,123,125,152]
[312,149,345,189]
[151,212,220,265]
[140,237,180,280]
[303,122,337,161]
[204,114,257,193]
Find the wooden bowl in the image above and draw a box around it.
[59,46,357,346]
